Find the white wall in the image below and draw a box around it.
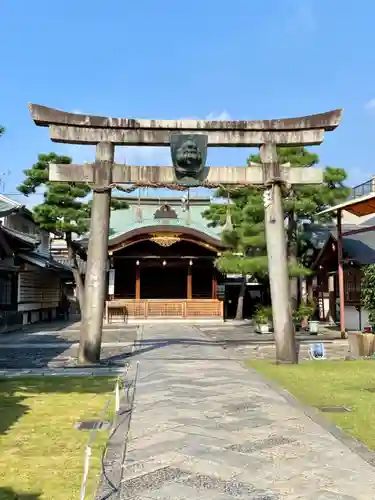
[342,211,375,225]
[5,213,38,235]
[345,306,370,331]
[17,263,60,313]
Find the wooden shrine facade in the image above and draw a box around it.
[311,228,375,330]
[105,225,226,320]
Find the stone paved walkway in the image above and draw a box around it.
[117,324,375,499]
[196,324,349,361]
[0,322,136,369]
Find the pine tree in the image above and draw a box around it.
[204,147,350,319]
[17,153,128,313]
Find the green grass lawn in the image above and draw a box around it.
[248,360,375,450]
[0,376,116,500]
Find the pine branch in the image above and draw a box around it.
[204,146,350,283]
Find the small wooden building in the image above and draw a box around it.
[312,226,375,330]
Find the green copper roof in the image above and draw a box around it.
[109,198,222,242]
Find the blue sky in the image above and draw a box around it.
[1,0,375,206]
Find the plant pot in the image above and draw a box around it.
[349,332,375,358]
[257,323,270,334]
[308,320,319,334]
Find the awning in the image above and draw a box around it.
[318,192,375,217]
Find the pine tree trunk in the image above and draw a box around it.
[306,276,313,301]
[287,211,298,310]
[66,232,85,317]
[235,275,246,320]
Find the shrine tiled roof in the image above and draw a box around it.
[312,224,375,267]
[109,197,223,243]
[330,225,375,265]
[0,194,23,217]
[18,251,73,274]
[0,194,35,220]
[1,225,39,247]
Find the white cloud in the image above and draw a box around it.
[206,111,231,121]
[365,99,375,112]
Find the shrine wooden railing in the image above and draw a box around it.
[105,299,223,322]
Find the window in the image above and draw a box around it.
[0,273,13,306]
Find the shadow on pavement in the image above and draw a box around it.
[0,334,75,370]
[105,332,340,365]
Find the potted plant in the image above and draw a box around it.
[254,306,272,333]
[296,300,318,334]
[350,265,375,357]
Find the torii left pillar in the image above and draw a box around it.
[78,142,113,364]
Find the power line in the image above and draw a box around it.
[0,193,45,196]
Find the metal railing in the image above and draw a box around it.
[349,179,373,200]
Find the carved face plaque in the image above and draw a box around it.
[170,133,208,186]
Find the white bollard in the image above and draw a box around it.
[115,379,120,413]
[80,444,92,500]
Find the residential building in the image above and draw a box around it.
[0,194,72,331]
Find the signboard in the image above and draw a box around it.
[216,284,226,301]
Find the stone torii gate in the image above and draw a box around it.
[28,104,342,364]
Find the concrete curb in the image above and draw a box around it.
[0,367,126,377]
[94,328,140,499]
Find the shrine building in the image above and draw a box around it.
[103,196,227,320]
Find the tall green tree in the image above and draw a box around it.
[204,147,350,319]
[204,187,269,320]
[17,153,128,313]
[0,125,5,137]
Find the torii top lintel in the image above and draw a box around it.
[28,104,343,147]
[29,104,342,132]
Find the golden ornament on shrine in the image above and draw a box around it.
[149,233,181,247]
